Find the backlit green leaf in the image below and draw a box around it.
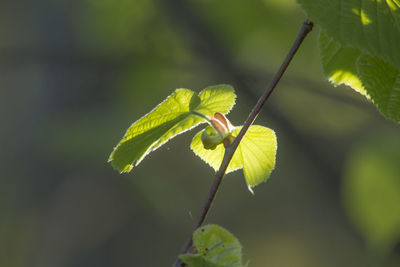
[298,0,400,70]
[357,54,400,123]
[179,224,244,267]
[320,31,400,122]
[191,125,277,192]
[109,85,236,173]
[238,126,277,191]
[191,126,243,174]
[196,85,237,117]
[319,31,366,96]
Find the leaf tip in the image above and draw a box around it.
[247,185,254,195]
[119,164,134,174]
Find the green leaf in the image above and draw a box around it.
[196,85,238,117]
[320,31,400,122]
[298,0,400,70]
[179,224,244,267]
[357,53,400,123]
[191,126,243,174]
[319,31,367,96]
[238,126,277,191]
[191,125,277,192]
[109,85,236,173]
[342,132,400,253]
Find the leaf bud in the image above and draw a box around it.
[201,126,224,150]
[210,112,232,136]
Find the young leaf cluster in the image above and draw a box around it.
[298,0,400,123]
[109,85,277,191]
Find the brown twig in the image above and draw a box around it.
[174,19,314,267]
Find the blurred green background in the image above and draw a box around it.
[1,0,400,266]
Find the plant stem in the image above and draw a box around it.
[192,110,211,122]
[174,19,313,267]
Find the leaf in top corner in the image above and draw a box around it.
[357,54,400,123]
[109,85,237,173]
[298,0,400,70]
[320,31,400,123]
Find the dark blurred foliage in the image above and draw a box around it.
[1,0,400,266]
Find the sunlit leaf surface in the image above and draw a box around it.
[320,32,400,122]
[196,85,237,117]
[319,31,366,96]
[191,125,277,192]
[357,53,400,122]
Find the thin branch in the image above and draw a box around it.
[174,19,314,267]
